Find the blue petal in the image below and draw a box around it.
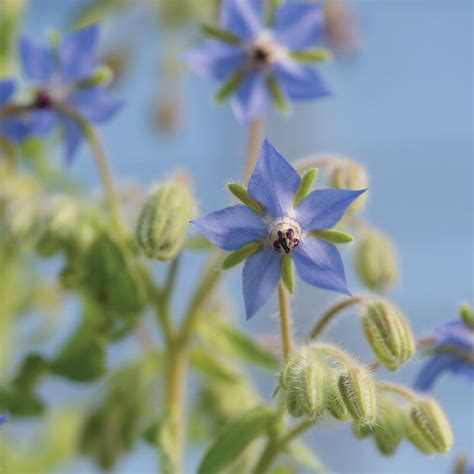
[0,118,30,143]
[20,37,55,84]
[191,204,267,251]
[247,139,301,218]
[242,246,281,319]
[71,87,122,123]
[231,71,269,123]
[0,411,8,427]
[273,61,330,100]
[435,320,474,352]
[62,116,83,162]
[0,79,15,106]
[292,237,350,295]
[296,188,366,231]
[273,2,323,50]
[28,109,58,135]
[414,354,460,390]
[182,41,246,80]
[59,24,99,82]
[220,0,264,40]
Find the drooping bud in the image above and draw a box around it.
[330,161,368,212]
[338,365,377,425]
[373,395,404,456]
[352,422,372,439]
[362,299,415,370]
[405,398,454,454]
[354,229,398,292]
[136,179,195,260]
[326,369,350,421]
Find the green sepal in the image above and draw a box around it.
[293,168,318,207]
[214,70,245,103]
[223,241,262,270]
[202,23,240,44]
[290,48,332,63]
[268,76,290,114]
[227,182,264,213]
[265,0,282,26]
[310,229,353,244]
[460,302,474,329]
[281,255,295,294]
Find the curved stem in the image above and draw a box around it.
[278,282,293,360]
[309,295,367,340]
[244,117,263,181]
[379,382,418,402]
[313,342,354,366]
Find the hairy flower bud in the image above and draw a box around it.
[136,180,195,260]
[326,370,350,421]
[330,161,368,212]
[338,365,377,425]
[373,396,404,456]
[405,398,454,454]
[362,299,415,370]
[355,229,398,292]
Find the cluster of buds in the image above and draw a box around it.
[362,299,415,370]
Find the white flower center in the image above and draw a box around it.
[247,32,287,69]
[268,218,301,254]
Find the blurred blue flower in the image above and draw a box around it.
[0,411,8,427]
[415,320,474,390]
[20,24,122,161]
[0,79,30,143]
[192,139,365,319]
[183,0,330,123]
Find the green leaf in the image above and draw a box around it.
[202,24,240,44]
[214,70,246,103]
[223,241,262,270]
[191,348,241,384]
[268,76,289,114]
[281,255,295,294]
[198,405,275,474]
[227,183,264,213]
[290,49,332,63]
[310,229,353,244]
[293,168,318,207]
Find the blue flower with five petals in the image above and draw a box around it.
[20,24,122,161]
[0,79,30,143]
[183,0,330,123]
[192,139,365,319]
[415,318,474,390]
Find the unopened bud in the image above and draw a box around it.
[352,422,372,438]
[362,299,415,370]
[338,365,377,425]
[136,180,195,260]
[405,398,454,454]
[330,161,368,212]
[373,395,404,456]
[326,370,350,421]
[355,229,398,292]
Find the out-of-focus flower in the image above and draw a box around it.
[20,24,122,161]
[183,0,331,123]
[0,411,8,427]
[415,310,474,390]
[0,79,30,142]
[192,139,365,319]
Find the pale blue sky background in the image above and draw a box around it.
[19,0,474,472]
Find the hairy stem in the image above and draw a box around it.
[278,282,293,360]
[309,295,367,340]
[244,117,263,181]
[379,382,419,402]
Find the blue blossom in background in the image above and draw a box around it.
[192,139,365,319]
[415,319,474,390]
[0,79,30,142]
[20,24,122,161]
[0,411,8,427]
[183,0,330,123]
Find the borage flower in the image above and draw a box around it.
[0,79,30,143]
[192,139,365,319]
[415,310,474,390]
[0,411,8,427]
[20,24,122,161]
[183,0,331,123]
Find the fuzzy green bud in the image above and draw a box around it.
[352,422,372,439]
[373,396,405,456]
[355,229,398,292]
[405,398,454,454]
[338,365,377,425]
[362,299,415,370]
[136,180,195,260]
[326,370,350,421]
[294,363,326,420]
[330,161,368,212]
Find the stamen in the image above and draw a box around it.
[35,90,53,109]
[268,218,301,255]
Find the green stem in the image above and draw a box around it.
[244,117,263,181]
[309,295,367,340]
[278,282,293,360]
[379,382,419,402]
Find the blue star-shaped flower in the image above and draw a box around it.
[183,0,330,123]
[20,24,122,161]
[0,411,8,427]
[192,139,365,319]
[0,79,30,142]
[415,319,474,390]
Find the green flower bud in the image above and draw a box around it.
[355,229,398,292]
[338,365,377,425]
[373,396,404,456]
[280,351,306,391]
[352,422,373,439]
[294,363,326,420]
[326,369,350,421]
[330,161,368,212]
[136,180,195,260]
[405,398,454,454]
[362,299,415,370]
